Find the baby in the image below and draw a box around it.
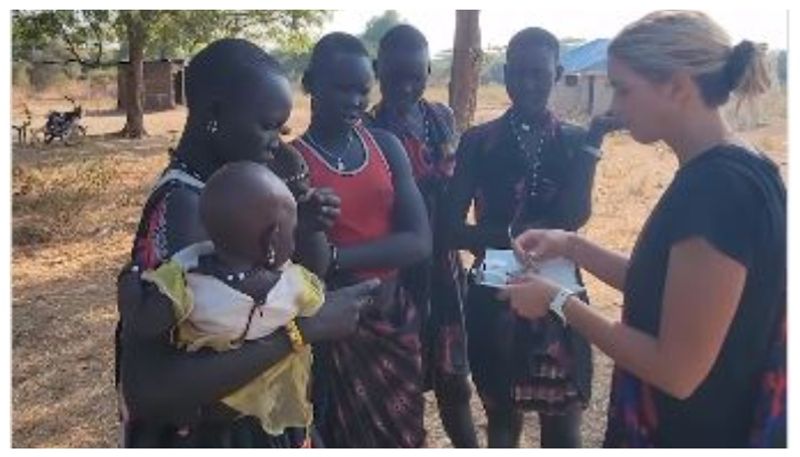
[141,160,322,436]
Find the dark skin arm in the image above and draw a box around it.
[120,186,375,420]
[447,116,617,249]
[127,187,206,341]
[293,188,341,276]
[268,139,341,276]
[539,128,600,231]
[119,267,376,421]
[292,229,331,276]
[336,128,432,271]
[543,113,620,230]
[445,127,511,253]
[120,187,301,420]
[119,274,296,420]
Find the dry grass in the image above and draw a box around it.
[11,87,787,448]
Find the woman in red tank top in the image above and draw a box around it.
[291,32,431,448]
[294,122,396,280]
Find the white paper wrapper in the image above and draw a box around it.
[474,249,582,291]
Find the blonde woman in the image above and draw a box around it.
[500,11,785,447]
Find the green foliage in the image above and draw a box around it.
[12,10,331,64]
[431,47,504,85]
[430,37,591,86]
[13,10,331,137]
[359,10,402,57]
[273,49,312,82]
[143,10,329,59]
[480,46,505,84]
[430,50,453,85]
[13,10,115,66]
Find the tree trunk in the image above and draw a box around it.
[449,10,482,134]
[120,13,147,138]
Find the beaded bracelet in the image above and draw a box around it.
[284,319,306,352]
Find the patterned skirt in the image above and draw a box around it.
[464,279,592,415]
[312,277,425,447]
[404,249,471,391]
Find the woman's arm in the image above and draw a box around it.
[335,129,432,271]
[118,262,297,420]
[543,128,600,231]
[120,187,373,420]
[568,233,630,292]
[121,320,295,420]
[544,115,621,230]
[444,128,511,252]
[504,236,745,399]
[515,229,629,292]
[294,187,341,275]
[119,268,378,420]
[293,230,331,276]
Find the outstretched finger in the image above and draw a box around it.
[338,278,382,310]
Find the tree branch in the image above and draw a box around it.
[56,15,104,68]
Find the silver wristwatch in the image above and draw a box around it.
[549,287,585,322]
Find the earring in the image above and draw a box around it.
[206,119,218,134]
[266,245,276,267]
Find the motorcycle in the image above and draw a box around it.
[43,96,87,145]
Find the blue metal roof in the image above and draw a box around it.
[561,38,610,74]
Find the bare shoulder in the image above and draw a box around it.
[162,184,207,254]
[365,127,410,172]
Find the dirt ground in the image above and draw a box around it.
[10,87,787,447]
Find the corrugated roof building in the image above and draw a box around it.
[561,39,610,74]
[551,39,612,119]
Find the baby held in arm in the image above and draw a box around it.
[140,161,322,436]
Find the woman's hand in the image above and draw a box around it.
[512,228,574,267]
[297,187,341,232]
[496,273,560,320]
[298,278,381,343]
[267,140,341,233]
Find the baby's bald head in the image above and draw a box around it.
[200,161,297,265]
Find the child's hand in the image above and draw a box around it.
[268,141,312,198]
